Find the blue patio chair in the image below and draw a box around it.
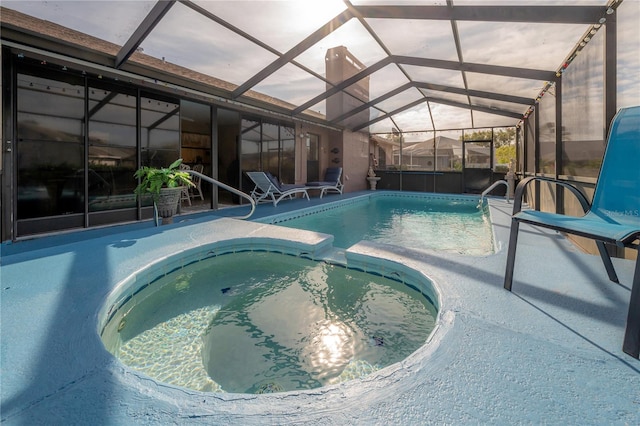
[504,105,640,359]
[306,167,344,198]
[246,171,310,206]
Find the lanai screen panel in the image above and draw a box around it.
[142,3,278,86]
[1,0,622,132]
[193,0,347,54]
[365,18,458,61]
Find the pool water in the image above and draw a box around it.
[105,251,438,394]
[276,195,493,255]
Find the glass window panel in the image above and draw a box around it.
[262,122,280,177]
[458,21,587,69]
[466,72,544,98]
[252,63,326,107]
[435,130,463,172]
[89,90,137,147]
[3,1,155,45]
[375,88,424,113]
[17,74,85,141]
[294,19,387,75]
[143,3,278,86]
[365,18,457,60]
[88,85,138,212]
[16,71,85,219]
[562,29,604,178]
[280,125,296,184]
[471,111,519,129]
[194,0,347,53]
[430,103,472,130]
[240,118,261,182]
[141,95,180,170]
[390,103,433,132]
[538,85,556,175]
[181,100,212,172]
[617,0,640,109]
[403,65,465,88]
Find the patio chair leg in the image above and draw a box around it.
[622,255,640,359]
[504,219,520,292]
[595,241,619,283]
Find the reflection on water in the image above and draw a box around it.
[107,252,437,394]
[279,196,494,255]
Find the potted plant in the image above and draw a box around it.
[134,158,194,222]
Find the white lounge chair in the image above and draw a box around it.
[246,171,310,206]
[179,163,191,206]
[306,167,343,198]
[190,164,205,201]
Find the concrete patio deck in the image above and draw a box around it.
[1,193,638,425]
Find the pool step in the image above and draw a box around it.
[314,246,348,265]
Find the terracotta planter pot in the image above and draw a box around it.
[156,187,182,218]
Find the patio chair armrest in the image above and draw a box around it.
[512,176,591,216]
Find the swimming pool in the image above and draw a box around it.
[100,244,439,394]
[263,193,493,256]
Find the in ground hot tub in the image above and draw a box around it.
[100,246,439,394]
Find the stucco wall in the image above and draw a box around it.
[341,130,370,192]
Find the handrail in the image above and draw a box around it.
[186,170,256,220]
[478,179,510,208]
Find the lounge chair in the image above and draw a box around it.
[179,163,191,206]
[503,105,640,359]
[246,171,310,206]
[306,167,343,198]
[190,164,205,201]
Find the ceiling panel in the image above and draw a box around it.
[368,116,398,134]
[192,0,347,53]
[402,65,465,88]
[143,3,278,87]
[294,18,387,77]
[390,102,433,132]
[364,64,412,99]
[458,21,588,70]
[252,63,327,108]
[0,0,617,132]
[366,18,458,60]
[3,0,156,45]
[420,89,469,105]
[375,87,424,113]
[465,72,545,99]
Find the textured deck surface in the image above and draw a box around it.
[1,192,638,425]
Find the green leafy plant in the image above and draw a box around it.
[134,158,193,200]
